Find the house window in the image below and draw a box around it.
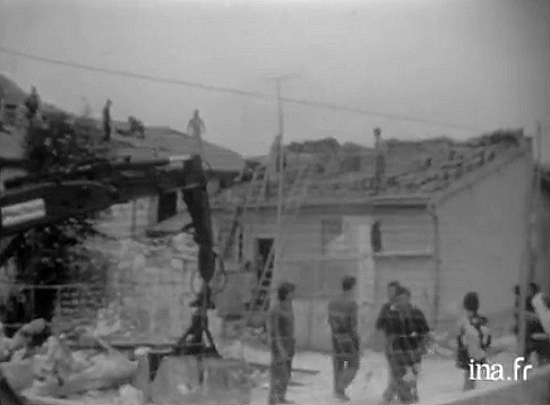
[371,221,382,252]
[157,191,177,222]
[321,218,343,254]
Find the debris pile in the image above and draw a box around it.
[0,320,139,403]
[82,233,201,342]
[25,335,138,398]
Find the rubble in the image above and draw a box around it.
[81,232,200,342]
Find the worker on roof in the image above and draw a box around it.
[102,99,112,142]
[24,86,40,123]
[188,109,206,140]
[188,109,206,159]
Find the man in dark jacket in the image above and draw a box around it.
[328,275,360,401]
[102,99,112,141]
[268,282,296,405]
[375,280,401,403]
[385,287,430,404]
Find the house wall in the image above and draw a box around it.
[373,206,434,253]
[436,151,531,329]
[213,202,436,350]
[93,187,190,239]
[228,204,433,264]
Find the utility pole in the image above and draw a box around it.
[264,74,301,290]
[518,122,543,358]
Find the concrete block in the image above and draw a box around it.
[150,356,201,405]
[149,356,252,405]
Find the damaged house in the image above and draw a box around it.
[212,129,534,351]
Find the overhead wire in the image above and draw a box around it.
[0,46,482,132]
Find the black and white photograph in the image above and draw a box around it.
[0,0,549,404]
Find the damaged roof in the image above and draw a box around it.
[212,129,530,208]
[109,123,245,173]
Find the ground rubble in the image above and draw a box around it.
[0,319,527,405]
[0,321,260,405]
[217,333,524,405]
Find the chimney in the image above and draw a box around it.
[373,127,386,192]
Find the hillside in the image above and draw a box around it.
[0,73,65,115]
[0,74,26,103]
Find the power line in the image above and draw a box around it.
[0,46,482,132]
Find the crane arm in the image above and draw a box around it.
[0,155,228,284]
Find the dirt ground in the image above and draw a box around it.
[217,339,523,405]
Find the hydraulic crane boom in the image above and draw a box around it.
[0,154,227,283]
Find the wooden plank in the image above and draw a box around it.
[244,361,319,375]
[23,395,84,405]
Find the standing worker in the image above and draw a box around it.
[24,86,40,123]
[267,282,296,405]
[388,287,430,403]
[187,109,206,158]
[102,99,112,141]
[328,275,360,402]
[456,292,492,391]
[375,280,401,404]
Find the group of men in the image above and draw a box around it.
[17,86,208,149]
[266,278,430,405]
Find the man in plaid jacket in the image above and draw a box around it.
[379,286,430,404]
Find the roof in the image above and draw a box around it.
[0,117,244,174]
[211,129,529,209]
[0,74,243,173]
[0,74,66,115]
[109,123,244,173]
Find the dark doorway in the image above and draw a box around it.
[157,191,177,222]
[371,221,382,253]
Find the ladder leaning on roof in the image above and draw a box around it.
[218,135,280,263]
[238,159,314,343]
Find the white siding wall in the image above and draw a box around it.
[437,153,531,325]
[374,207,434,252]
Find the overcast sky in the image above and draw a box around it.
[1,0,549,158]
